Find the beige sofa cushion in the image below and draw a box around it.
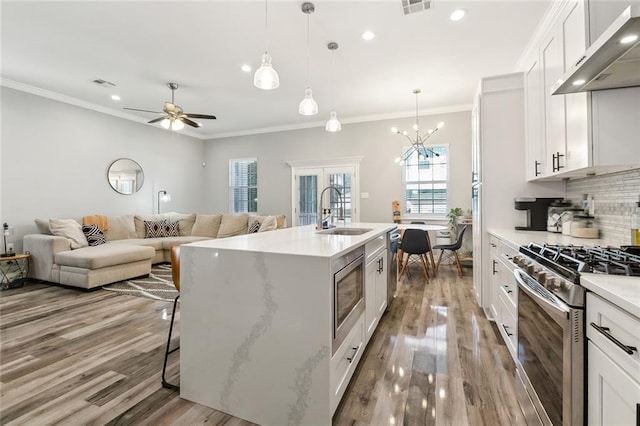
[192,214,222,238]
[168,212,197,236]
[55,243,154,269]
[104,215,137,241]
[275,214,287,229]
[49,218,88,249]
[217,214,248,238]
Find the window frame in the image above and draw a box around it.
[401,143,449,219]
[229,157,258,214]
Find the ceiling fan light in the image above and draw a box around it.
[254,52,280,90]
[325,110,342,132]
[160,118,171,129]
[299,87,318,115]
[170,119,185,131]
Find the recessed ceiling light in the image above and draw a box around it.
[450,9,465,21]
[572,79,586,86]
[620,34,638,44]
[362,31,375,41]
[241,64,252,72]
[111,94,121,101]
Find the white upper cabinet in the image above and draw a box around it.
[524,54,545,179]
[524,0,640,181]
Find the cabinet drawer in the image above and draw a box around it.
[587,293,640,382]
[489,235,500,254]
[498,262,517,309]
[498,293,517,359]
[365,235,385,262]
[330,315,364,414]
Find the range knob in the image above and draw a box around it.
[536,271,547,284]
[545,277,561,290]
[527,264,537,275]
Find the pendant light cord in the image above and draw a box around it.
[264,0,269,52]
[306,13,311,86]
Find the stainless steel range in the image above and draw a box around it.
[511,243,640,426]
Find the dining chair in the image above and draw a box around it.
[398,228,431,281]
[433,225,468,277]
[162,245,181,391]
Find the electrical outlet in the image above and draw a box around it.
[7,243,14,253]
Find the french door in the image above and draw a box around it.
[290,163,359,227]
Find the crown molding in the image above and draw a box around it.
[0,78,205,139]
[1,77,471,142]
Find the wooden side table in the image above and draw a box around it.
[0,253,30,290]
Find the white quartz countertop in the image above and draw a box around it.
[186,223,397,259]
[488,228,640,318]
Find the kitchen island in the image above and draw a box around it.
[179,223,396,426]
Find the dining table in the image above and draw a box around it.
[393,223,448,276]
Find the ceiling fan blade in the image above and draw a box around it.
[147,117,166,124]
[184,113,217,120]
[180,117,202,128]
[124,107,161,114]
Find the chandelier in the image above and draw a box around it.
[392,89,444,166]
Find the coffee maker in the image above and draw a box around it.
[514,197,560,231]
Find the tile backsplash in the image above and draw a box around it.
[566,168,640,246]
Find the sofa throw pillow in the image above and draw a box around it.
[82,224,107,246]
[258,215,277,232]
[35,218,53,235]
[248,219,261,233]
[144,220,179,238]
[135,214,170,238]
[191,214,223,238]
[49,218,89,249]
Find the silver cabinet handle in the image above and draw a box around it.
[590,322,638,355]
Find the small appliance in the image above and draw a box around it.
[514,197,560,231]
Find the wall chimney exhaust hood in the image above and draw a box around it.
[552,4,640,95]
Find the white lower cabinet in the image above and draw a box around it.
[587,292,640,426]
[365,243,387,343]
[330,315,364,414]
[588,342,640,426]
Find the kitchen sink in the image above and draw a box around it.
[316,227,373,235]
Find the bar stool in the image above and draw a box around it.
[162,245,181,390]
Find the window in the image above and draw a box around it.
[229,158,257,213]
[403,144,448,215]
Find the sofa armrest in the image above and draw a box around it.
[23,234,72,282]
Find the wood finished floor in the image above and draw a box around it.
[0,264,525,425]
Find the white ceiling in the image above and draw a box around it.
[1,0,550,139]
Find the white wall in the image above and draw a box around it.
[0,87,205,251]
[203,110,472,223]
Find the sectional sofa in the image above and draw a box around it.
[23,212,286,289]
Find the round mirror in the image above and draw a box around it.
[107,158,144,195]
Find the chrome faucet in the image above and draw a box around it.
[317,186,345,229]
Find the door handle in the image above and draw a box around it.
[346,345,360,363]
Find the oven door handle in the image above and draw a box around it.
[514,269,570,319]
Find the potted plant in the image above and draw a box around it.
[447,207,464,237]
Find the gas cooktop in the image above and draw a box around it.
[528,243,640,277]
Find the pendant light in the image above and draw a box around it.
[254,0,279,90]
[299,2,318,115]
[325,42,342,132]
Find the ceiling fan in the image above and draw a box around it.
[124,82,216,131]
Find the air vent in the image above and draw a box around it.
[402,0,432,15]
[92,78,116,87]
